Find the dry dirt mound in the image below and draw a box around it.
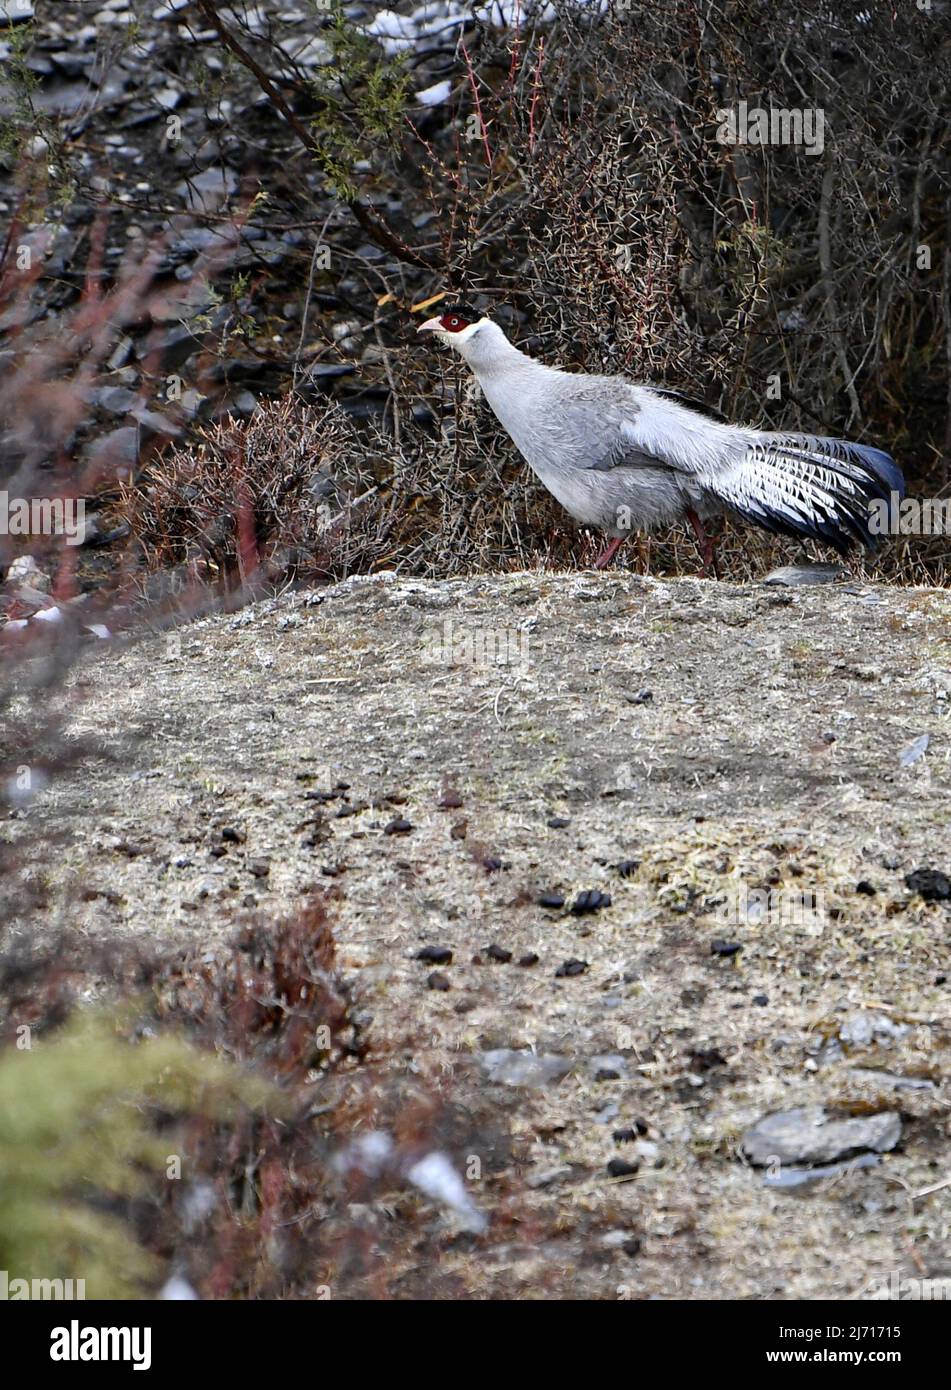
[6,570,951,1298]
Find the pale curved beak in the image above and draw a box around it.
[416,317,443,334]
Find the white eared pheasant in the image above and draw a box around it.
[417,303,905,572]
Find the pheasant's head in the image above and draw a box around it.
[416,301,491,349]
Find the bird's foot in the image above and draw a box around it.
[685,509,720,579]
[593,536,625,570]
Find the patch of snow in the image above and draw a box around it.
[405,1151,487,1233]
[416,79,452,107]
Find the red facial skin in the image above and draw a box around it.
[439,312,472,333]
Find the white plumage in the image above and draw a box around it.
[418,306,905,570]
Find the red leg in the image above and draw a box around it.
[593,536,625,570]
[685,508,720,579]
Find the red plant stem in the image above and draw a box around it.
[529,38,545,155]
[508,0,523,88]
[461,42,493,170]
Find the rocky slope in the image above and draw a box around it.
[6,570,951,1298]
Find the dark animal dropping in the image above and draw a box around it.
[613,1121,648,1143]
[711,939,743,957]
[556,959,589,977]
[606,1158,639,1178]
[905,868,951,901]
[417,945,453,965]
[571,890,611,914]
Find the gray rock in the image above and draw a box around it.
[305,362,357,381]
[130,406,181,440]
[742,1106,901,1167]
[899,734,929,768]
[5,555,51,592]
[107,336,134,371]
[762,1152,881,1189]
[839,1011,908,1048]
[176,166,237,214]
[764,564,849,587]
[0,1,34,25]
[480,1049,573,1088]
[153,86,181,111]
[84,426,139,474]
[96,386,138,416]
[228,390,258,417]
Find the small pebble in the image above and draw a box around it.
[616,860,640,878]
[547,816,570,829]
[710,939,743,957]
[427,971,450,992]
[539,892,565,909]
[384,817,413,835]
[484,943,512,963]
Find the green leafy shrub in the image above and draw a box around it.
[0,1012,279,1299]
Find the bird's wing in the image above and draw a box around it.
[644,387,728,424]
[553,382,695,475]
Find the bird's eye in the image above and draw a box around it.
[449,317,459,327]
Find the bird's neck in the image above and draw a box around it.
[459,325,551,386]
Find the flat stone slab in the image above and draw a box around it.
[742,1106,902,1167]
